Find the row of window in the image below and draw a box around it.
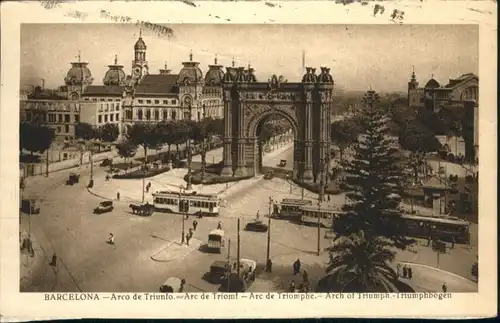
[45,113,79,124]
[98,103,120,113]
[84,97,121,102]
[98,113,120,124]
[154,197,218,209]
[55,124,70,134]
[137,99,177,105]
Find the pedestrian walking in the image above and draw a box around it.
[293,258,301,275]
[451,237,455,249]
[256,210,260,220]
[302,270,309,284]
[442,282,447,293]
[402,265,408,278]
[408,266,413,280]
[217,221,222,230]
[289,280,296,293]
[116,192,120,201]
[327,194,331,202]
[193,220,198,231]
[108,233,115,245]
[427,236,431,247]
[396,264,401,277]
[186,233,191,246]
[266,258,273,273]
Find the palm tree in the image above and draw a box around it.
[322,232,400,292]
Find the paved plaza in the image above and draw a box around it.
[20,142,478,293]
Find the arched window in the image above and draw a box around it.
[172,110,177,120]
[138,109,143,120]
[146,109,151,120]
[154,109,159,121]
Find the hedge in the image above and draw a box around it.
[113,166,171,179]
[184,169,252,185]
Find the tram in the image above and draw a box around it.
[273,198,312,220]
[300,205,344,228]
[401,213,470,243]
[152,190,220,216]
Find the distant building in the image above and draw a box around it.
[20,100,122,141]
[407,70,478,161]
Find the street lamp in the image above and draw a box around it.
[317,153,328,256]
[201,104,207,182]
[179,185,186,244]
[186,105,193,190]
[265,196,273,272]
[286,174,292,194]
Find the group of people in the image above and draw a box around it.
[289,258,310,292]
[397,264,413,279]
[184,219,199,245]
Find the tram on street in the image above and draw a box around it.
[401,213,470,243]
[273,198,313,220]
[300,205,344,228]
[152,190,220,216]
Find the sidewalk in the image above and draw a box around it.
[150,238,202,262]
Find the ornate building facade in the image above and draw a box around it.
[56,32,226,137]
[407,70,479,161]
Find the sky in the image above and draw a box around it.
[20,24,478,93]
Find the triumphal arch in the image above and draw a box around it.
[220,66,334,182]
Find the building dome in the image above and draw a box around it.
[103,68,126,86]
[318,67,333,83]
[134,37,147,50]
[425,78,440,89]
[178,52,203,84]
[64,62,94,86]
[103,55,126,86]
[205,56,225,85]
[302,67,317,83]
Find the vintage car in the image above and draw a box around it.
[20,199,40,215]
[220,259,257,292]
[264,170,275,180]
[100,158,113,167]
[66,172,80,185]
[207,229,225,253]
[159,277,186,293]
[209,260,230,284]
[277,159,287,167]
[129,202,154,216]
[245,220,268,232]
[94,201,114,214]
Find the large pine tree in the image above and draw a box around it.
[332,90,414,251]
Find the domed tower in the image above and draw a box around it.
[64,51,94,100]
[103,55,126,86]
[407,66,420,107]
[204,55,225,85]
[203,55,225,118]
[131,29,149,85]
[178,51,205,120]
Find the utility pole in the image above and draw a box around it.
[317,155,326,256]
[266,197,272,271]
[180,186,185,244]
[186,105,193,190]
[237,218,241,277]
[45,149,49,177]
[227,238,231,292]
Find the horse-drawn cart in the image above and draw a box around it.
[129,203,155,216]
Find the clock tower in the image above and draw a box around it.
[131,29,149,85]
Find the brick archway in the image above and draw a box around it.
[220,67,335,182]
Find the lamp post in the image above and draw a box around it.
[265,196,272,271]
[286,174,292,194]
[317,154,327,256]
[186,105,193,190]
[299,161,305,200]
[201,104,207,182]
[180,185,186,244]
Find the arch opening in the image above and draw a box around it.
[247,108,299,178]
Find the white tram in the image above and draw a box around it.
[152,190,220,216]
[300,205,344,228]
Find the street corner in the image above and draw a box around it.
[150,238,202,262]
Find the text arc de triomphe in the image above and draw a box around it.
[221,67,334,183]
